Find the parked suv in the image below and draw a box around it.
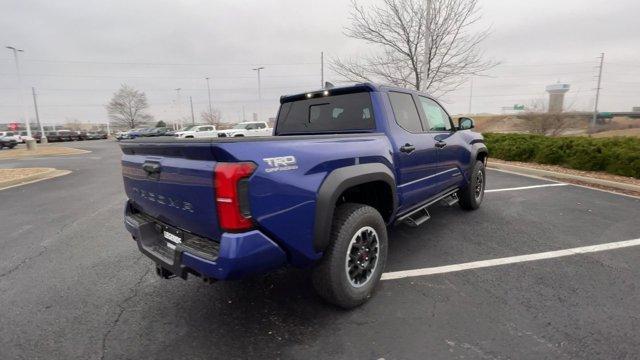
[56,130,78,141]
[0,131,21,143]
[143,127,170,137]
[18,131,43,143]
[0,135,17,149]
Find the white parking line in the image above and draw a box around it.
[381,238,640,281]
[485,183,567,193]
[488,167,640,200]
[487,167,562,183]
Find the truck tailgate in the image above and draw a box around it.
[121,141,221,241]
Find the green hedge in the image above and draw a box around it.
[483,133,640,179]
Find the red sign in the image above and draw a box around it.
[7,122,18,131]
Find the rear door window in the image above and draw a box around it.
[276,92,375,135]
[388,92,423,133]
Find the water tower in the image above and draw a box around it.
[545,83,570,113]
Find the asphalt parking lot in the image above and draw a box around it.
[1,140,639,360]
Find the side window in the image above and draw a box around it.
[388,92,423,133]
[419,97,452,131]
[257,123,266,129]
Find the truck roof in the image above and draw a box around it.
[279,82,433,103]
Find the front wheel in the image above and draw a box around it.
[458,160,485,210]
[312,203,388,309]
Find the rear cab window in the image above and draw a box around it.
[275,92,375,135]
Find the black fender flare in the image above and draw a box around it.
[464,142,488,182]
[468,137,488,162]
[314,163,397,252]
[473,143,489,162]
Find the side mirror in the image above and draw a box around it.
[458,117,475,130]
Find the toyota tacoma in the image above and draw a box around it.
[120,83,487,308]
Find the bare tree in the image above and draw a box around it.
[331,0,496,95]
[106,85,153,129]
[200,109,222,126]
[519,99,574,136]
[64,118,82,131]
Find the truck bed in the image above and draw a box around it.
[120,132,394,265]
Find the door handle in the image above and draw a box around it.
[142,161,161,174]
[435,141,447,149]
[400,143,416,153]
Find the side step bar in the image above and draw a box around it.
[396,188,459,227]
[440,193,459,206]
[403,208,431,227]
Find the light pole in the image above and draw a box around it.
[205,77,213,116]
[421,0,431,92]
[321,52,324,88]
[174,88,182,129]
[252,66,264,120]
[591,53,605,132]
[32,87,47,143]
[189,96,195,125]
[6,45,34,147]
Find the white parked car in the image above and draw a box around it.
[217,121,272,137]
[175,125,218,139]
[0,131,21,143]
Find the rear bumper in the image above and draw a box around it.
[124,202,286,280]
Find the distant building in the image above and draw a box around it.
[545,83,570,113]
[633,106,640,112]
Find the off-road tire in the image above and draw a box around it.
[458,160,485,210]
[312,203,388,309]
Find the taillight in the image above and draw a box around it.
[214,162,257,232]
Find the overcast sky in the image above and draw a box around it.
[1,0,639,125]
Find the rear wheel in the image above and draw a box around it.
[312,203,388,309]
[458,160,485,210]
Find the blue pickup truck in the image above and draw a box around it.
[120,83,487,308]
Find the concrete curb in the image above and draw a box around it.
[0,168,71,190]
[488,162,640,193]
[0,147,91,160]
